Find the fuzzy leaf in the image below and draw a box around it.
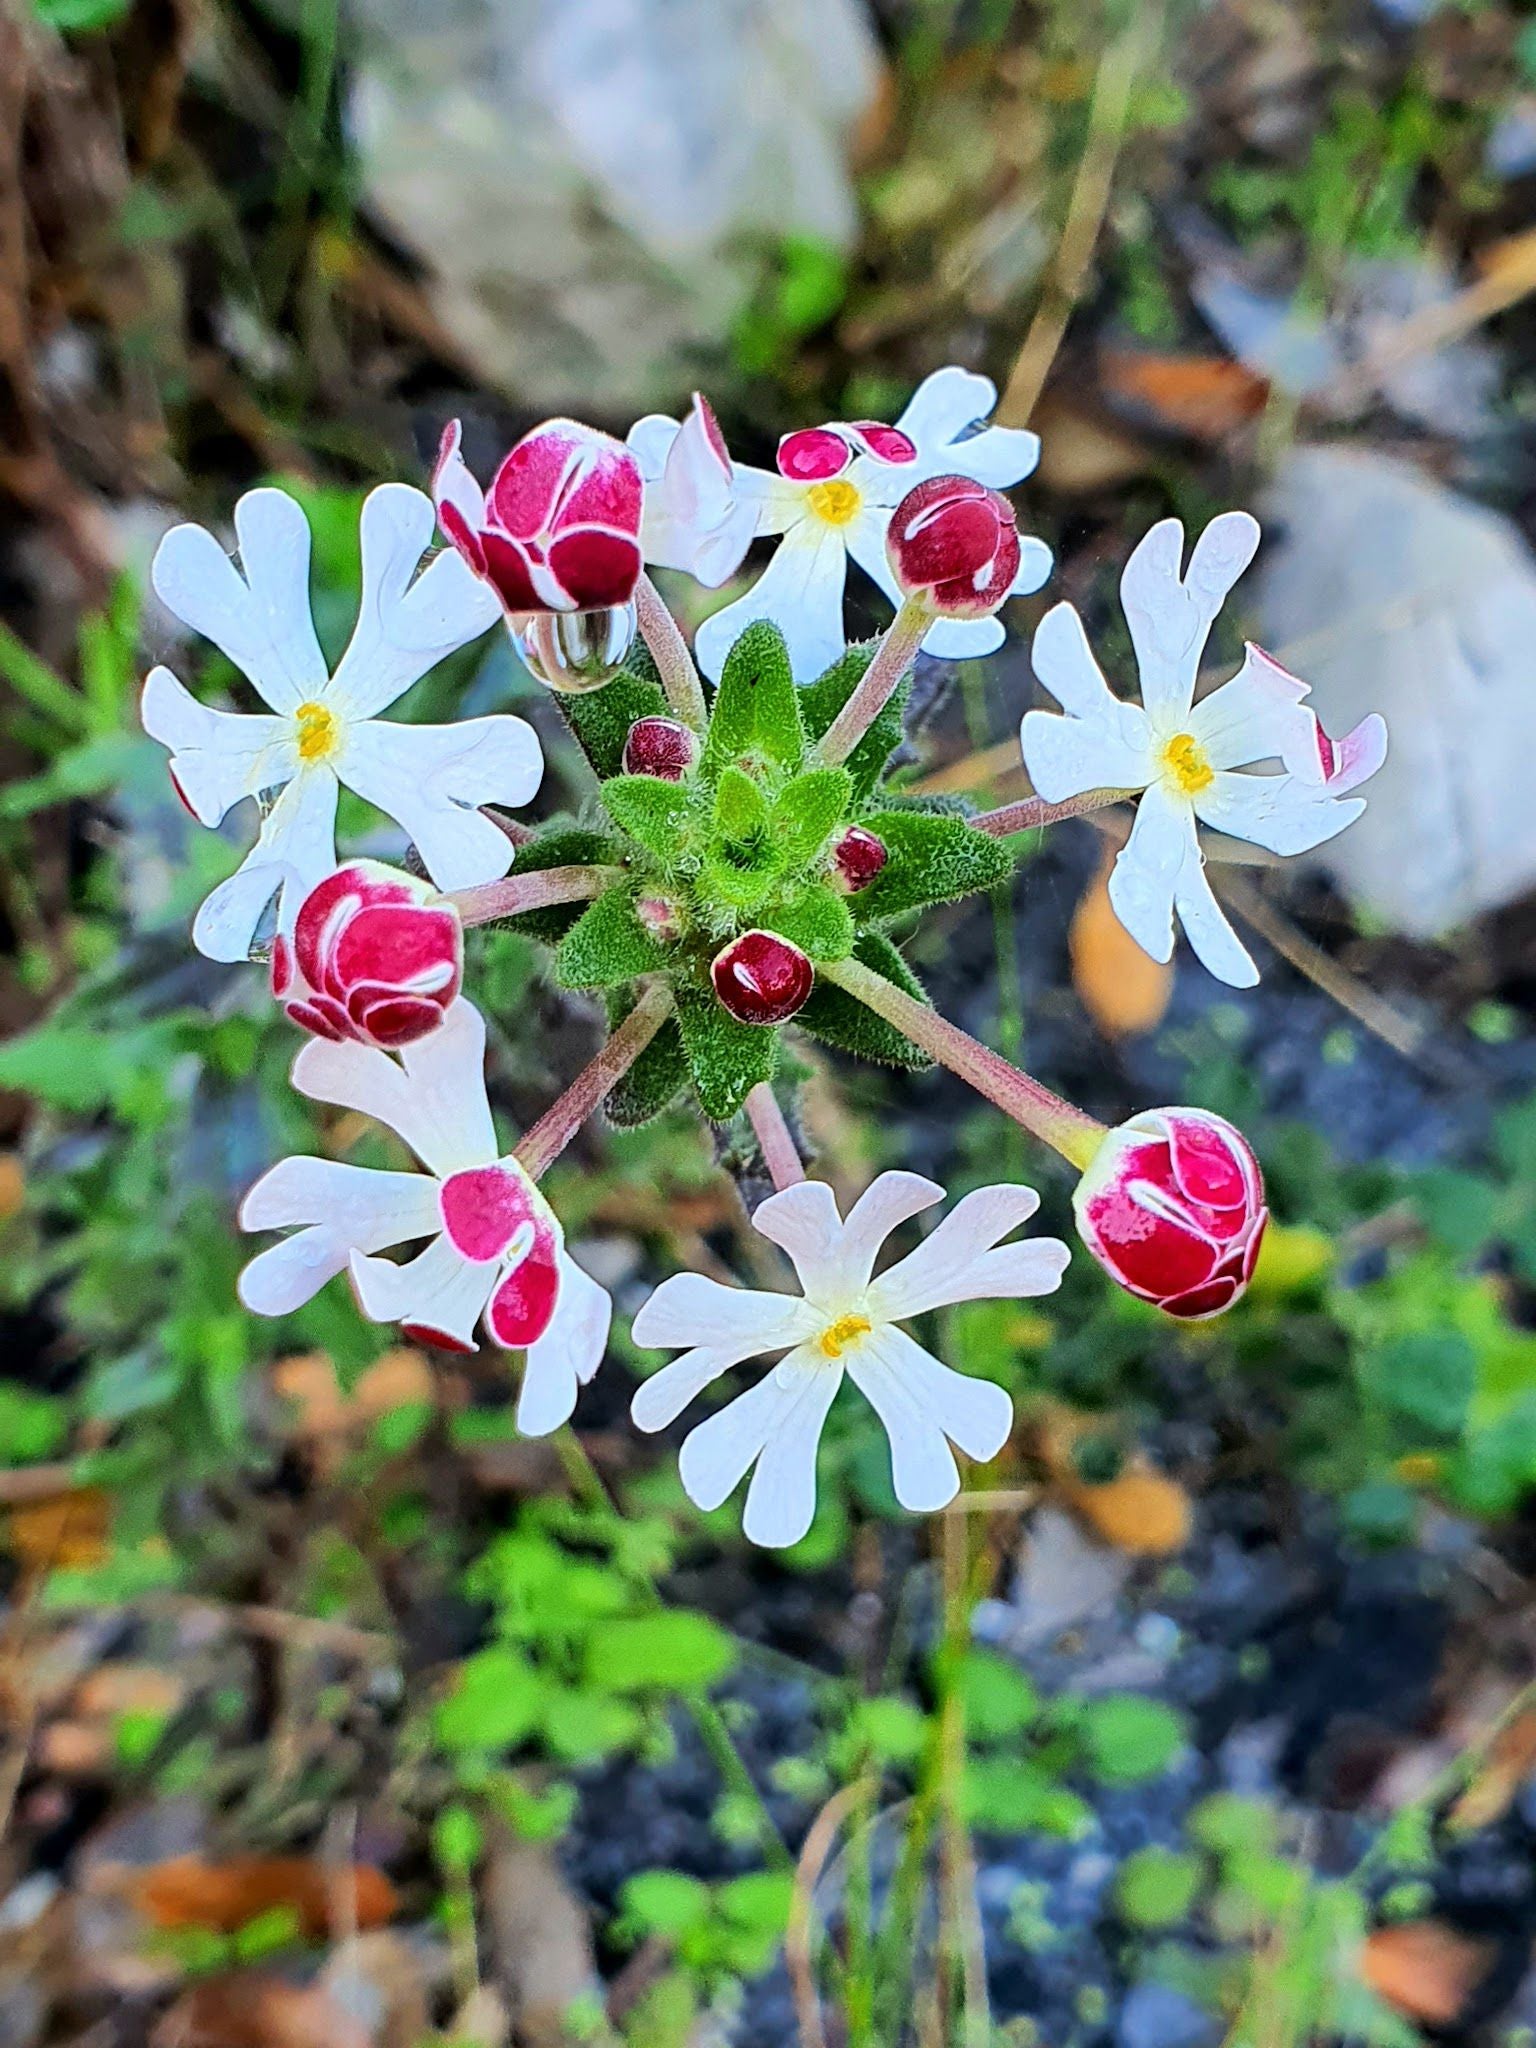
[801,643,910,800]
[713,764,770,843]
[605,1002,690,1127]
[490,823,623,941]
[771,767,852,867]
[675,986,777,1121]
[761,885,854,963]
[557,890,669,988]
[794,932,933,1069]
[852,809,1015,923]
[699,851,777,915]
[701,620,804,779]
[600,775,692,865]
[559,664,671,780]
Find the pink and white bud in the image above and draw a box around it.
[830,825,888,893]
[636,893,686,945]
[886,473,1022,619]
[623,716,698,781]
[1073,1107,1267,1320]
[273,862,462,1050]
[711,930,814,1026]
[433,417,643,615]
[844,421,918,465]
[432,1159,562,1352]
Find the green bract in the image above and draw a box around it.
[502,620,1017,1122]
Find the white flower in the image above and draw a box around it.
[1020,512,1388,988]
[630,1172,1069,1548]
[629,367,1053,684]
[238,1000,608,1436]
[142,484,542,963]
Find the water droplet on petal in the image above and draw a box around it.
[511,602,637,694]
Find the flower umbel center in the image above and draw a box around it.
[806,480,861,528]
[294,700,341,764]
[818,1312,873,1360]
[1160,731,1214,797]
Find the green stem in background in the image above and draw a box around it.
[821,955,1105,1171]
[514,982,673,1180]
[634,572,709,733]
[448,864,620,929]
[815,597,931,768]
[971,787,1132,837]
[744,1083,805,1191]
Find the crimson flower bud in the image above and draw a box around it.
[433,417,643,614]
[885,472,1021,618]
[623,716,699,781]
[273,862,462,1050]
[830,825,888,893]
[711,930,814,1026]
[637,893,686,944]
[1073,1108,1267,1320]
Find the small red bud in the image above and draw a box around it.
[622,716,698,780]
[637,893,686,944]
[710,929,814,1026]
[830,825,888,893]
[886,472,1021,619]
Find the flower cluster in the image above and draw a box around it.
[140,367,1384,1543]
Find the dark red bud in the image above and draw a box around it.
[830,825,888,893]
[710,929,814,1026]
[622,716,699,781]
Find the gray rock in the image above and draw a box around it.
[1116,1984,1222,2048]
[1256,446,1536,937]
[345,0,881,411]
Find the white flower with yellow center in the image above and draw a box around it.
[630,1172,1069,1549]
[629,367,1053,683]
[1020,512,1388,988]
[142,484,542,962]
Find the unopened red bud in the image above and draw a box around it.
[711,930,814,1026]
[886,472,1021,619]
[830,825,888,893]
[623,716,698,781]
[637,893,686,944]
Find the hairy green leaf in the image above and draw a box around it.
[699,851,777,916]
[800,642,910,800]
[713,763,771,843]
[794,931,933,1068]
[675,986,777,1120]
[557,651,670,780]
[600,774,692,865]
[557,891,669,988]
[760,884,854,963]
[605,1005,691,1127]
[852,809,1014,923]
[771,766,852,867]
[701,620,804,778]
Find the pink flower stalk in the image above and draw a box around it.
[711,930,814,1026]
[885,473,1022,618]
[273,862,462,1049]
[1073,1107,1268,1320]
[433,418,643,615]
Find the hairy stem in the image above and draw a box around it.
[744,1082,805,1191]
[821,955,1105,1170]
[448,864,620,928]
[635,572,709,733]
[815,597,931,768]
[515,982,673,1180]
[971,787,1134,837]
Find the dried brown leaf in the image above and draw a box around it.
[135,1856,396,1940]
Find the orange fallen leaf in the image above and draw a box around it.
[273,1348,433,1468]
[154,1973,373,2048]
[1070,852,1173,1040]
[74,1663,187,1721]
[0,1153,23,1221]
[1041,1411,1193,1557]
[135,1855,396,1940]
[1449,1709,1536,1832]
[1360,1922,1492,2026]
[1101,349,1270,441]
[1031,393,1153,495]
[8,1487,111,1571]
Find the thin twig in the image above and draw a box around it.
[745,1083,806,1190]
[788,1781,866,2048]
[972,788,1131,836]
[634,573,708,732]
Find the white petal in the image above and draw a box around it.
[637,399,757,588]
[677,1353,841,1548]
[1107,782,1197,967]
[516,1251,611,1436]
[1023,605,1153,800]
[325,485,501,720]
[1120,512,1260,724]
[1172,845,1259,988]
[847,1326,1012,1509]
[239,1231,355,1316]
[630,1270,817,1354]
[935,424,1042,490]
[236,1159,438,1316]
[826,1171,945,1300]
[340,715,542,891]
[631,1345,758,1433]
[351,1233,495,1346]
[432,420,487,529]
[140,667,295,825]
[749,1180,847,1300]
[290,997,496,1177]
[1012,536,1054,596]
[151,489,327,715]
[893,366,1001,454]
[628,413,680,477]
[919,615,1004,660]
[1188,644,1311,771]
[694,522,849,683]
[1195,769,1366,858]
[868,1183,1069,1322]
[190,768,338,963]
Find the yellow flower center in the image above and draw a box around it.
[1160,731,1214,797]
[806,480,861,528]
[818,1312,873,1360]
[294,699,341,764]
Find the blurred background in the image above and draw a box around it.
[6,0,1536,2042]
